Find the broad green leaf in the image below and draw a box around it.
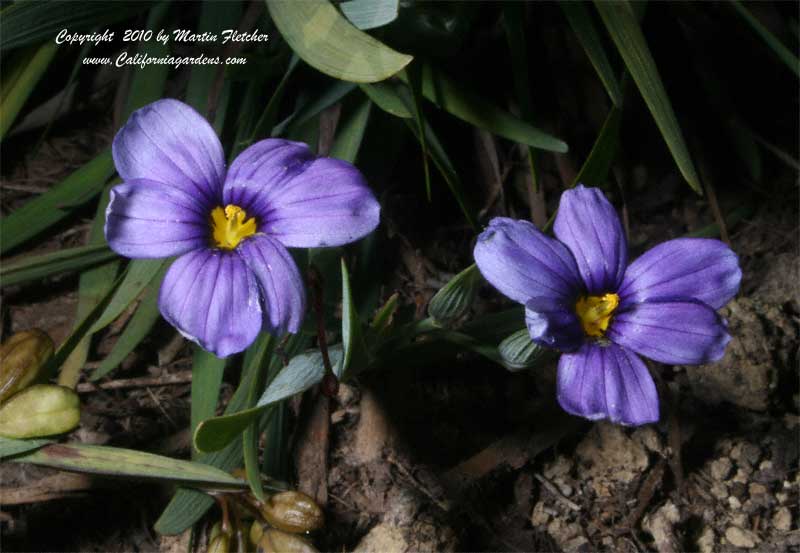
[498,329,548,372]
[415,63,568,153]
[12,443,248,489]
[0,245,116,287]
[0,150,115,255]
[193,347,343,453]
[190,347,226,444]
[428,264,482,327]
[89,259,167,333]
[0,1,146,51]
[731,1,799,77]
[91,275,163,380]
[265,0,412,83]
[340,0,399,30]
[329,97,372,163]
[595,1,701,193]
[561,2,623,107]
[0,436,52,459]
[340,259,368,380]
[59,186,119,388]
[0,42,57,140]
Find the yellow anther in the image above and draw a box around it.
[210,204,257,250]
[575,293,620,338]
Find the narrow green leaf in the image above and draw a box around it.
[59,186,120,388]
[731,1,799,77]
[91,274,163,380]
[498,329,548,372]
[190,347,226,446]
[89,259,167,333]
[340,259,368,380]
[329,97,372,163]
[0,436,52,459]
[243,55,300,149]
[415,63,568,153]
[340,0,399,30]
[12,443,248,489]
[241,336,275,502]
[572,106,622,187]
[0,245,116,288]
[42,274,123,378]
[561,2,623,107]
[428,264,482,327]
[0,150,115,255]
[193,347,343,453]
[360,81,412,118]
[276,78,356,139]
[595,1,701,193]
[0,42,57,140]
[370,292,399,334]
[121,6,172,121]
[265,0,413,83]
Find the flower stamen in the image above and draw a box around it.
[211,204,257,250]
[575,293,620,337]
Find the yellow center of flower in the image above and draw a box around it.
[575,293,620,338]
[210,204,257,250]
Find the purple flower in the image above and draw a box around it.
[105,99,380,357]
[474,185,741,426]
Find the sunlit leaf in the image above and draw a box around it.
[265,0,412,83]
[340,0,399,30]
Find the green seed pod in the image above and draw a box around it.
[0,384,80,438]
[259,491,324,534]
[208,533,230,553]
[258,530,318,553]
[250,521,265,546]
[0,329,54,403]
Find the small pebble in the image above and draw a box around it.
[728,496,742,510]
[710,458,733,481]
[725,526,759,548]
[697,526,715,553]
[748,482,767,496]
[711,481,728,500]
[773,507,792,532]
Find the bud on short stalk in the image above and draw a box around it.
[0,384,80,438]
[0,329,54,403]
[259,491,324,534]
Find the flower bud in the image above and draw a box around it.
[209,521,223,543]
[0,329,54,403]
[0,384,80,438]
[208,533,230,553]
[258,529,318,553]
[249,521,265,546]
[259,491,324,534]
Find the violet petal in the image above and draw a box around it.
[525,296,584,352]
[557,343,659,425]
[474,217,583,305]
[237,234,305,335]
[112,99,225,206]
[159,249,263,357]
[619,237,741,310]
[554,185,627,294]
[224,139,380,248]
[608,300,731,365]
[105,179,210,258]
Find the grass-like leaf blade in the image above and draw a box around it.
[0,245,117,288]
[595,1,701,194]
